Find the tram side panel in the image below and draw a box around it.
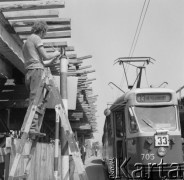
[179,110,184,154]
[103,115,114,170]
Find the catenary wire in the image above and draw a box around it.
[118,0,151,93]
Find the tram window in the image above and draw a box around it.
[117,140,123,158]
[129,107,138,133]
[134,106,177,132]
[107,116,113,145]
[115,111,124,137]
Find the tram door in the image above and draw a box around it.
[114,108,126,174]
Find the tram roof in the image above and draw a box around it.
[110,88,176,111]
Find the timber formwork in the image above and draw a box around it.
[0,0,97,179]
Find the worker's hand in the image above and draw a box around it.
[54,50,61,57]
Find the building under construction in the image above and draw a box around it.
[0,1,97,179]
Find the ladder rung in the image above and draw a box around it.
[13,174,28,179]
[22,154,32,159]
[36,108,45,115]
[29,131,46,137]
[45,84,52,91]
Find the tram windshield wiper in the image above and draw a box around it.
[142,118,156,132]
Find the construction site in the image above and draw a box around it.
[0,1,100,180]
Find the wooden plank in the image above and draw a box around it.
[3,9,59,19]
[78,65,92,70]
[86,78,96,82]
[14,24,71,34]
[0,13,25,74]
[0,100,29,108]
[19,31,71,39]
[0,11,23,48]
[0,0,65,12]
[67,54,77,59]
[69,59,82,65]
[9,141,60,180]
[77,55,92,60]
[65,46,74,51]
[70,122,91,130]
[45,46,74,52]
[0,56,12,79]
[68,69,95,76]
[9,18,71,27]
[43,41,67,47]
[69,111,83,119]
[45,45,74,52]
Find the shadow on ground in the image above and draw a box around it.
[85,158,110,180]
[91,159,103,164]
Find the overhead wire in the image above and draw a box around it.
[130,0,151,57]
[118,0,151,92]
[128,0,147,58]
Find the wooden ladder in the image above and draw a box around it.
[8,68,89,180]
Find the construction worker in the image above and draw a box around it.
[22,20,60,133]
[80,145,86,164]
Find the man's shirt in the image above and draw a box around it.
[22,34,44,70]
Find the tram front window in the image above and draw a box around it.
[134,106,177,132]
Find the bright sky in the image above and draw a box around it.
[62,0,184,142]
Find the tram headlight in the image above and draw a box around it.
[104,108,111,116]
[157,147,167,157]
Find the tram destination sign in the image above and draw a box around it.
[136,93,171,103]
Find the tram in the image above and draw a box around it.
[102,57,184,180]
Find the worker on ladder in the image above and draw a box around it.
[22,20,61,134]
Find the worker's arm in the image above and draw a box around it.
[43,56,61,67]
[37,46,61,66]
[38,46,60,60]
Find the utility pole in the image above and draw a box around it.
[60,48,69,180]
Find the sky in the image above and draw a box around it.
[61,0,184,142]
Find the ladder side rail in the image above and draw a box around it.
[53,110,60,179]
[55,105,89,180]
[8,75,48,180]
[23,99,48,178]
[8,105,37,180]
[21,77,46,132]
[49,75,89,179]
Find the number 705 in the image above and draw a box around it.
[141,154,155,160]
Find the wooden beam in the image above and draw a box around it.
[68,59,82,65]
[68,112,83,119]
[46,46,74,52]
[65,46,74,51]
[87,95,98,98]
[9,18,71,27]
[14,25,71,34]
[0,0,65,12]
[86,78,96,82]
[77,55,92,60]
[70,122,91,130]
[0,13,25,74]
[68,69,95,76]
[78,65,92,70]
[3,9,59,19]
[19,31,71,39]
[67,54,77,59]
[0,11,23,47]
[0,100,28,108]
[43,41,67,47]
